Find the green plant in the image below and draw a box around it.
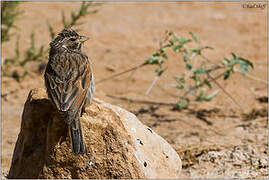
[1,1,23,42]
[97,31,255,110]
[3,32,49,81]
[2,1,102,82]
[1,2,47,81]
[47,1,102,39]
[145,31,253,110]
[4,32,48,66]
[20,32,48,66]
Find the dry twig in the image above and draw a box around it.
[106,94,175,106]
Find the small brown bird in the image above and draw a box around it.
[44,28,94,154]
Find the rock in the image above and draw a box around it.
[8,88,181,179]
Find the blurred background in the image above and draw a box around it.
[1,1,268,178]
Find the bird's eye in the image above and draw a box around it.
[70,38,76,41]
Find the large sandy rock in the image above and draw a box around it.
[8,88,181,179]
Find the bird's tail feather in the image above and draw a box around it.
[69,119,86,154]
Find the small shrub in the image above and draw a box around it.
[47,1,102,39]
[2,1,102,81]
[144,31,253,110]
[1,1,23,42]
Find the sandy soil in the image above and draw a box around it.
[1,1,268,178]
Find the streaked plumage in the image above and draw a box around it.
[44,28,94,154]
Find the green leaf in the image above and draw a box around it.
[204,80,212,88]
[191,74,197,81]
[227,53,253,75]
[179,37,191,44]
[224,70,231,80]
[203,46,214,50]
[222,58,229,65]
[191,75,202,87]
[189,32,200,43]
[169,36,179,44]
[231,52,237,59]
[161,53,168,60]
[239,63,249,75]
[175,84,184,89]
[193,67,206,74]
[183,54,189,62]
[152,52,159,57]
[174,97,189,110]
[172,44,183,52]
[196,91,217,101]
[167,31,173,36]
[229,59,237,69]
[175,76,185,83]
[205,66,218,73]
[175,76,185,89]
[162,44,172,49]
[238,57,254,69]
[195,92,205,101]
[195,80,202,87]
[155,68,165,76]
[190,48,200,54]
[191,46,213,55]
[238,57,253,75]
[205,90,219,101]
[145,56,159,65]
[186,64,192,70]
[159,59,164,65]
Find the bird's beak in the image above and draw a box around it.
[79,36,89,43]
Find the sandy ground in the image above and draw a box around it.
[1,1,268,178]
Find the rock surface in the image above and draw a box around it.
[8,88,181,179]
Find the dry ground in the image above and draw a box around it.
[1,2,268,178]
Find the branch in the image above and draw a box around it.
[222,117,268,132]
[96,63,146,84]
[183,70,226,97]
[145,76,159,95]
[234,68,267,84]
[206,72,243,111]
[106,94,175,106]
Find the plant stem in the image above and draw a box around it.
[183,70,226,97]
[96,62,147,84]
[145,76,159,95]
[106,94,175,106]
[206,72,243,111]
[234,68,267,84]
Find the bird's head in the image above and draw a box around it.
[50,28,89,52]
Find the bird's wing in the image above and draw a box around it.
[44,52,92,115]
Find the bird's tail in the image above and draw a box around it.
[69,118,86,154]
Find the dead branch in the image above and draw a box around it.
[106,94,175,106]
[96,63,146,85]
[221,117,268,132]
[206,72,243,111]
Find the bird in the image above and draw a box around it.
[44,28,95,154]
